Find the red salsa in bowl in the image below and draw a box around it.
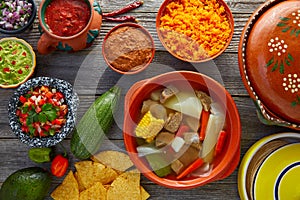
[44,0,91,37]
[17,85,67,138]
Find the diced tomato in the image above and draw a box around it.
[22,52,27,56]
[35,106,42,113]
[19,95,27,104]
[39,130,48,137]
[20,112,29,119]
[21,125,29,133]
[38,99,46,106]
[11,60,16,65]
[16,109,21,116]
[45,92,54,99]
[52,118,65,125]
[18,69,23,74]
[55,92,64,100]
[40,86,49,93]
[24,101,33,107]
[43,124,51,131]
[3,67,10,73]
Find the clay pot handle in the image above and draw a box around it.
[37,33,57,54]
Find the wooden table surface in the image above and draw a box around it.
[0,0,294,199]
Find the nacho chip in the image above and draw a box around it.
[91,150,134,172]
[75,160,118,190]
[140,186,150,200]
[107,169,141,200]
[74,171,86,192]
[79,182,107,200]
[51,171,79,200]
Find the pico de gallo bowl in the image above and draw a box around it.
[8,77,79,147]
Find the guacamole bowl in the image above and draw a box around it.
[123,71,241,189]
[8,77,79,147]
[0,37,36,89]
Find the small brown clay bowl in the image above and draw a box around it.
[123,71,241,189]
[102,23,155,75]
[156,0,234,63]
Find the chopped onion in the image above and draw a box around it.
[0,0,33,30]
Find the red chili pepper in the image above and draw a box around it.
[176,158,204,179]
[199,110,210,141]
[175,125,190,137]
[103,1,143,17]
[19,95,27,104]
[103,16,137,23]
[51,154,69,177]
[214,130,227,156]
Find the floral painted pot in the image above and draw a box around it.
[37,0,102,54]
[238,0,300,130]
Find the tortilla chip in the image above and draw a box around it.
[75,160,118,190]
[91,150,133,172]
[74,171,85,192]
[140,186,150,200]
[79,182,107,200]
[51,171,79,200]
[107,169,141,200]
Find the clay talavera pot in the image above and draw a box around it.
[239,0,300,130]
[37,0,102,54]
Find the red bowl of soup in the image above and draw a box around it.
[123,71,241,189]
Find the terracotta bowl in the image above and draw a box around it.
[8,77,79,147]
[238,0,300,130]
[0,0,37,34]
[102,23,155,75]
[123,71,241,189]
[238,132,300,200]
[0,37,36,89]
[156,0,234,63]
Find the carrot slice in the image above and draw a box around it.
[199,110,210,141]
[176,158,204,179]
[214,130,227,156]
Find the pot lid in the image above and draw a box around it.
[239,0,300,128]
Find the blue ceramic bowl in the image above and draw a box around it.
[8,77,79,147]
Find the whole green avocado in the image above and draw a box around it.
[0,167,51,200]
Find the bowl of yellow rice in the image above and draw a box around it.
[156,0,234,63]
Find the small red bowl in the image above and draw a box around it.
[102,23,155,75]
[123,71,241,189]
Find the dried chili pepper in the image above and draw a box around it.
[50,154,69,177]
[102,1,144,17]
[103,16,137,22]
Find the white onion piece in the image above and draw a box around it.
[171,136,185,153]
[191,162,213,177]
[164,92,203,118]
[136,145,160,157]
[201,112,225,159]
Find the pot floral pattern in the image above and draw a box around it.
[266,9,300,107]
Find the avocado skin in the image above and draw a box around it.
[0,167,51,200]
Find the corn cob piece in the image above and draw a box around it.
[135,111,165,143]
